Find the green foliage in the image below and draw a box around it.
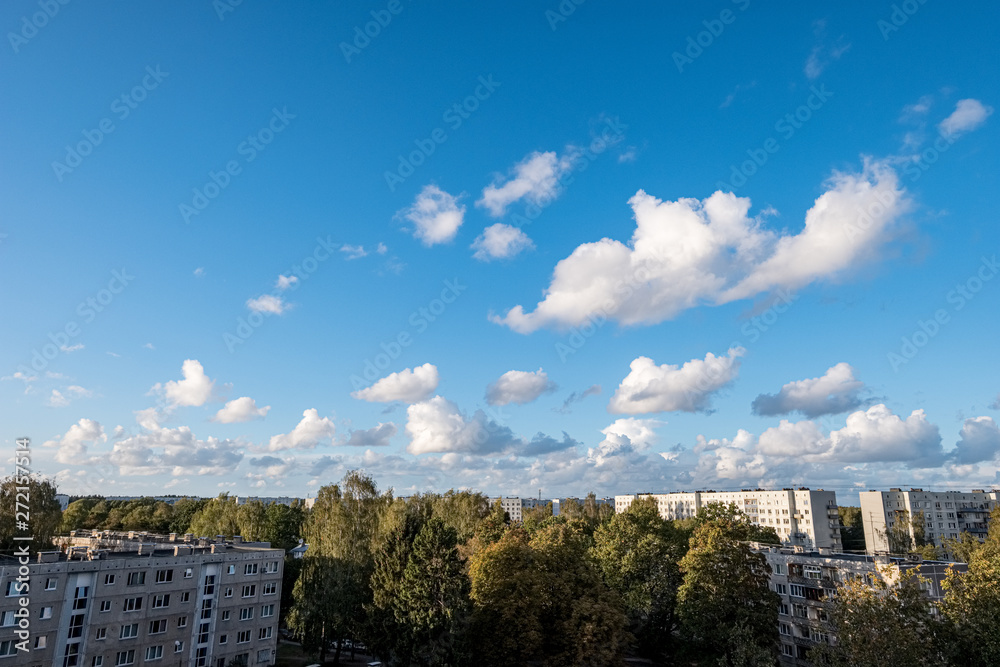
[0,476,62,553]
[838,505,866,551]
[694,501,781,543]
[287,554,352,665]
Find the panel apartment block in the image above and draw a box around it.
[859,488,999,553]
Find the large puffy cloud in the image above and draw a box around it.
[589,418,666,466]
[400,185,465,246]
[213,397,271,423]
[110,426,243,476]
[471,223,535,261]
[485,368,557,406]
[343,423,397,448]
[44,418,106,465]
[938,98,993,137]
[951,416,1000,464]
[608,348,744,414]
[477,151,575,217]
[751,362,867,417]
[151,359,216,407]
[351,364,440,403]
[492,161,908,333]
[267,409,336,451]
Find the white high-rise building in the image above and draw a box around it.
[859,488,998,552]
[615,488,842,550]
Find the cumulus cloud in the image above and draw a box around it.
[246,294,288,315]
[340,244,368,259]
[110,426,243,476]
[43,418,106,464]
[275,275,299,290]
[485,368,557,406]
[938,98,993,137]
[477,150,575,217]
[343,423,397,448]
[471,223,535,261]
[213,397,271,423]
[400,185,465,246]
[951,416,1000,464]
[751,362,867,417]
[351,364,440,404]
[47,390,70,407]
[492,161,908,333]
[267,409,336,451]
[609,348,744,414]
[151,359,216,408]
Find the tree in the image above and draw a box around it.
[169,497,207,534]
[287,555,352,665]
[188,494,240,537]
[0,476,62,554]
[262,502,304,551]
[693,501,781,544]
[430,490,491,543]
[838,506,866,551]
[812,566,951,666]
[676,519,779,665]
[592,496,686,661]
[59,498,100,533]
[942,530,983,563]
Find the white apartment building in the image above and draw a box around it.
[615,489,842,550]
[751,543,963,665]
[859,488,999,553]
[1,532,282,667]
[491,497,549,523]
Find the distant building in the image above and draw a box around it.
[859,488,999,553]
[615,489,843,550]
[0,531,283,667]
[490,497,549,523]
[289,540,309,559]
[233,496,304,507]
[751,543,964,664]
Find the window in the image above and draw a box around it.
[790,584,805,597]
[124,597,143,612]
[180,592,191,603]
[774,583,788,595]
[100,600,112,612]
[241,584,256,598]
[174,642,184,653]
[263,582,277,596]
[804,566,822,580]
[222,586,231,598]
[203,576,216,596]
[773,563,785,575]
[105,574,116,585]
[178,616,188,628]
[121,623,139,639]
[46,578,57,590]
[265,560,280,574]
[0,640,18,656]
[240,607,254,621]
[244,563,258,575]
[219,635,228,645]
[96,627,107,640]
[198,623,211,644]
[184,568,193,578]
[144,646,163,662]
[69,613,85,638]
[201,599,213,620]
[258,626,272,640]
[127,572,145,586]
[4,581,22,597]
[237,630,251,643]
[257,651,270,663]
[222,611,231,621]
[782,644,794,657]
[778,603,789,616]
[35,635,47,649]
[227,565,236,575]
[152,594,170,609]
[93,658,104,667]
[40,606,53,619]
[195,647,207,667]
[155,569,173,584]
[0,611,13,627]
[116,650,136,667]
[261,604,275,618]
[149,619,167,634]
[779,623,791,636]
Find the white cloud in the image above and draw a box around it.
[43,418,106,464]
[143,343,155,350]
[47,385,93,408]
[47,390,70,407]
[477,150,575,217]
[194,267,205,277]
[492,161,908,333]
[751,362,867,417]
[61,343,84,353]
[267,409,336,451]
[2,371,37,383]
[376,243,388,255]
[110,426,243,476]
[276,274,299,290]
[485,368,556,406]
[340,244,368,259]
[938,99,994,137]
[134,407,165,431]
[246,294,288,314]
[951,416,1000,464]
[151,359,216,408]
[343,423,397,447]
[608,348,744,414]
[351,363,440,404]
[400,185,465,246]
[213,397,271,424]
[471,223,535,261]
[600,417,665,451]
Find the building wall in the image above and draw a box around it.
[860,489,998,553]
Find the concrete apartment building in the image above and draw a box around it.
[752,543,963,664]
[491,497,549,522]
[615,489,843,550]
[859,488,999,553]
[0,532,282,667]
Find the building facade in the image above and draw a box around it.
[615,489,842,550]
[0,533,282,667]
[859,488,999,553]
[752,544,963,664]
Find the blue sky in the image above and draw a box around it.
[2,1,998,504]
